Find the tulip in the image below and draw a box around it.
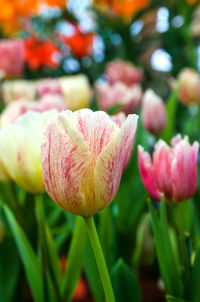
[105,59,143,86]
[0,99,36,125]
[0,110,57,193]
[0,95,66,125]
[36,79,62,98]
[142,89,167,134]
[138,135,199,202]
[111,112,126,127]
[97,81,142,115]
[2,80,36,104]
[41,109,138,216]
[59,75,91,111]
[177,68,200,105]
[0,39,24,78]
[36,94,67,113]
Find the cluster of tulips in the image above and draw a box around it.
[1,59,200,302]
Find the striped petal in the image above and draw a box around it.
[93,114,138,214]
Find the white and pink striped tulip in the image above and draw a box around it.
[105,59,143,86]
[41,109,138,216]
[0,95,67,125]
[142,89,167,135]
[138,135,199,202]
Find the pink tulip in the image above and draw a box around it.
[1,95,67,125]
[105,59,143,86]
[142,89,167,135]
[36,79,62,98]
[36,94,67,113]
[0,39,24,77]
[41,109,138,216]
[138,135,199,202]
[178,68,200,105]
[111,112,126,127]
[97,82,142,115]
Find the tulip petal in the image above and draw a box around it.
[93,114,138,214]
[0,110,55,193]
[172,139,199,201]
[153,140,174,199]
[138,146,161,200]
[41,111,92,216]
[74,109,119,158]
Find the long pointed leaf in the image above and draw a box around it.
[3,204,44,302]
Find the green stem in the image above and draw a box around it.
[84,216,116,302]
[173,203,191,298]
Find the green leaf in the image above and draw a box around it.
[3,204,44,302]
[0,238,20,302]
[160,197,183,297]
[148,199,172,294]
[99,207,114,271]
[159,87,179,143]
[166,295,189,302]
[84,237,102,302]
[44,223,62,288]
[111,258,141,302]
[190,245,200,301]
[61,216,87,302]
[106,103,123,115]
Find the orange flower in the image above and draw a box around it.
[93,0,149,19]
[0,0,67,35]
[25,35,60,70]
[57,24,95,58]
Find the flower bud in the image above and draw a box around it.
[138,135,199,202]
[41,109,138,216]
[0,110,57,193]
[59,75,91,111]
[178,68,200,105]
[142,89,167,134]
[96,82,142,115]
[105,59,143,86]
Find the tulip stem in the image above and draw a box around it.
[84,215,116,302]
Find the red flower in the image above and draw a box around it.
[58,24,95,58]
[24,35,60,70]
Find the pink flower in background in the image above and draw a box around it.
[97,82,142,115]
[142,89,167,135]
[105,59,143,86]
[138,135,199,202]
[111,112,126,127]
[36,79,62,98]
[36,94,67,112]
[41,109,138,216]
[0,99,35,125]
[178,68,200,105]
[0,39,24,77]
[1,94,67,125]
